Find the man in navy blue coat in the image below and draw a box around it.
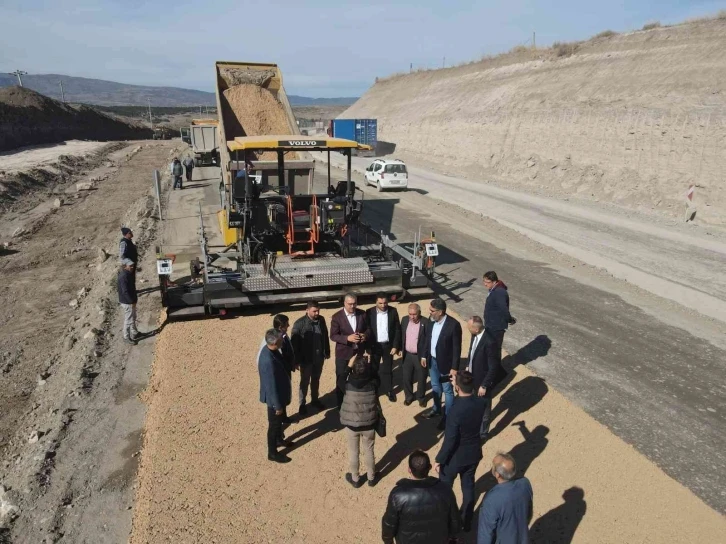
[258,328,293,464]
[478,453,533,544]
[434,371,487,532]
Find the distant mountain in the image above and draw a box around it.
[0,74,215,107]
[288,95,358,106]
[0,74,358,107]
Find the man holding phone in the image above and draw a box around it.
[330,293,369,409]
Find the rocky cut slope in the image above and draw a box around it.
[0,87,152,152]
[342,18,726,225]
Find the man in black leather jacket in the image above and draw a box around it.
[382,450,461,544]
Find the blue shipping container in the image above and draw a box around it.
[332,119,355,141]
[333,119,377,147]
[355,119,378,147]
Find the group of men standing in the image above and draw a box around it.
[258,273,533,542]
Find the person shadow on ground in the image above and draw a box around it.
[530,487,587,543]
[284,403,342,452]
[376,411,444,482]
[462,421,551,543]
[502,334,552,369]
[487,376,549,439]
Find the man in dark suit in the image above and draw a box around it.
[400,303,429,407]
[366,293,402,402]
[258,329,293,464]
[482,271,513,386]
[330,293,369,409]
[291,301,330,415]
[422,298,462,427]
[466,316,507,441]
[434,371,487,532]
[272,314,295,426]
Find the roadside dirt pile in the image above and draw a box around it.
[0,87,152,152]
[221,83,295,160]
[343,18,726,225]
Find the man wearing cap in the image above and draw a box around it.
[118,259,138,345]
[119,228,138,268]
[170,157,184,189]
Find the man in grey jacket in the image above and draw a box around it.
[478,453,533,544]
[170,157,184,189]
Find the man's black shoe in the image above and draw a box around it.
[311,400,325,411]
[418,400,426,408]
[404,398,413,406]
[423,409,441,419]
[387,392,396,403]
[298,405,308,417]
[368,473,378,487]
[268,453,291,464]
[345,473,365,489]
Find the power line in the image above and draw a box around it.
[8,70,28,87]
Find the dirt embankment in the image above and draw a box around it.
[342,19,726,225]
[0,87,152,152]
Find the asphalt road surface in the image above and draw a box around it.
[310,163,726,514]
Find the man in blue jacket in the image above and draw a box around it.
[482,271,513,393]
[258,328,293,464]
[478,453,533,544]
[434,371,487,532]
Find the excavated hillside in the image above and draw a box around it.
[0,87,152,152]
[343,18,726,225]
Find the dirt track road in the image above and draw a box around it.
[321,153,726,325]
[0,140,183,543]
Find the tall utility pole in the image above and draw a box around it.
[58,80,66,103]
[147,98,153,130]
[533,31,536,50]
[9,70,28,86]
[199,105,203,115]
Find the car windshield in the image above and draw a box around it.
[384,164,407,174]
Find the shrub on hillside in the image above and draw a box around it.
[552,41,581,57]
[642,22,661,30]
[594,30,618,39]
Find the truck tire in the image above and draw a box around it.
[376,180,383,192]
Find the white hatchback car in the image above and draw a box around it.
[364,159,408,191]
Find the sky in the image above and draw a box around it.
[1,0,725,97]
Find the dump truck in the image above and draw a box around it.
[156,61,436,317]
[190,118,219,166]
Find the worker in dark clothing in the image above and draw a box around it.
[291,301,330,416]
[119,227,138,267]
[478,453,533,544]
[482,271,514,401]
[273,314,295,426]
[434,371,487,532]
[366,293,402,402]
[258,328,293,464]
[171,157,184,189]
[382,450,461,544]
[117,259,138,345]
[466,316,507,441]
[182,156,194,182]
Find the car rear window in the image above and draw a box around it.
[384,164,407,174]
